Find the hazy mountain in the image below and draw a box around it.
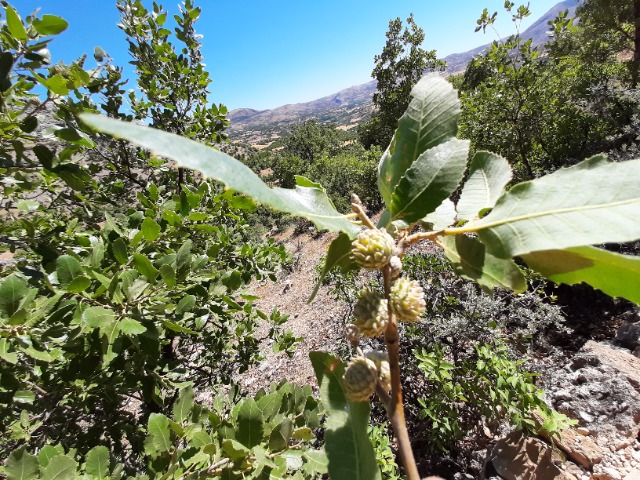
[228,1,579,145]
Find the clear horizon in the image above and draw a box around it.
[12,0,570,111]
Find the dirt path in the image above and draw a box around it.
[237,229,351,393]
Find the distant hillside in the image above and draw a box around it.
[228,1,579,145]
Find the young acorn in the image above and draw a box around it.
[351,228,395,270]
[353,289,388,337]
[343,356,379,402]
[390,277,426,322]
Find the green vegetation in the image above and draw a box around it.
[2,1,640,479]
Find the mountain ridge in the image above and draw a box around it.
[228,1,579,145]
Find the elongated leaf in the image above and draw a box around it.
[236,398,264,449]
[309,233,359,302]
[132,253,159,283]
[522,246,640,304]
[118,318,146,335]
[32,15,68,35]
[458,158,640,258]
[269,418,293,451]
[221,439,249,462]
[173,385,194,423]
[378,74,460,206]
[56,255,82,288]
[145,413,172,457]
[141,217,161,241]
[6,447,39,480]
[66,276,91,293]
[85,446,110,478]
[0,274,28,318]
[309,352,380,480]
[111,238,128,265]
[83,306,116,329]
[440,235,526,293]
[81,114,358,237]
[390,139,469,223]
[457,151,512,221]
[5,5,27,41]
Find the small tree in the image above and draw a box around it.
[360,14,445,149]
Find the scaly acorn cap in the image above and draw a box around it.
[351,228,395,270]
[365,350,391,392]
[343,356,378,403]
[390,277,426,323]
[353,289,388,337]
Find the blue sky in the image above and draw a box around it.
[12,1,565,111]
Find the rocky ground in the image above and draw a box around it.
[237,227,640,480]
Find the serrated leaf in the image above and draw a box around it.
[268,418,293,451]
[141,217,161,242]
[37,445,64,468]
[41,455,76,480]
[309,352,380,480]
[460,158,640,257]
[457,151,512,221]
[236,398,264,449]
[56,255,82,288]
[5,5,27,41]
[0,274,28,318]
[303,449,328,475]
[440,235,526,293]
[309,233,359,302]
[390,138,469,223]
[132,254,158,283]
[173,385,194,424]
[6,447,39,480]
[118,318,146,335]
[378,74,461,207]
[221,439,249,462]
[32,15,69,35]
[83,306,116,329]
[85,446,110,478]
[145,413,172,457]
[522,246,640,304]
[421,199,456,230]
[0,338,18,364]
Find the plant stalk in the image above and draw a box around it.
[383,267,420,480]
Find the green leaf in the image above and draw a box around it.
[269,418,293,451]
[303,449,329,475]
[378,74,460,207]
[0,338,18,364]
[421,199,456,230]
[141,217,161,242]
[236,398,264,449]
[460,158,640,258]
[221,439,249,462]
[159,265,176,288]
[66,276,91,293]
[175,295,195,314]
[37,446,64,468]
[440,235,526,293]
[389,138,469,223]
[80,114,359,237]
[173,385,194,423]
[4,5,28,41]
[118,318,146,335]
[83,306,116,329]
[41,455,76,480]
[309,233,359,302]
[456,151,513,222]
[85,446,110,478]
[132,254,159,283]
[0,274,28,318]
[145,413,172,457]
[176,240,192,271]
[309,352,380,480]
[56,255,83,289]
[45,75,69,96]
[32,15,69,35]
[20,116,38,133]
[6,447,39,480]
[522,246,640,304]
[111,238,128,265]
[13,390,36,404]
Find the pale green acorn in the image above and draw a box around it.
[390,277,426,322]
[351,228,395,270]
[365,350,391,392]
[343,356,378,402]
[353,289,388,337]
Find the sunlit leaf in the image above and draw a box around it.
[81,114,359,237]
[522,246,640,304]
[309,233,359,302]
